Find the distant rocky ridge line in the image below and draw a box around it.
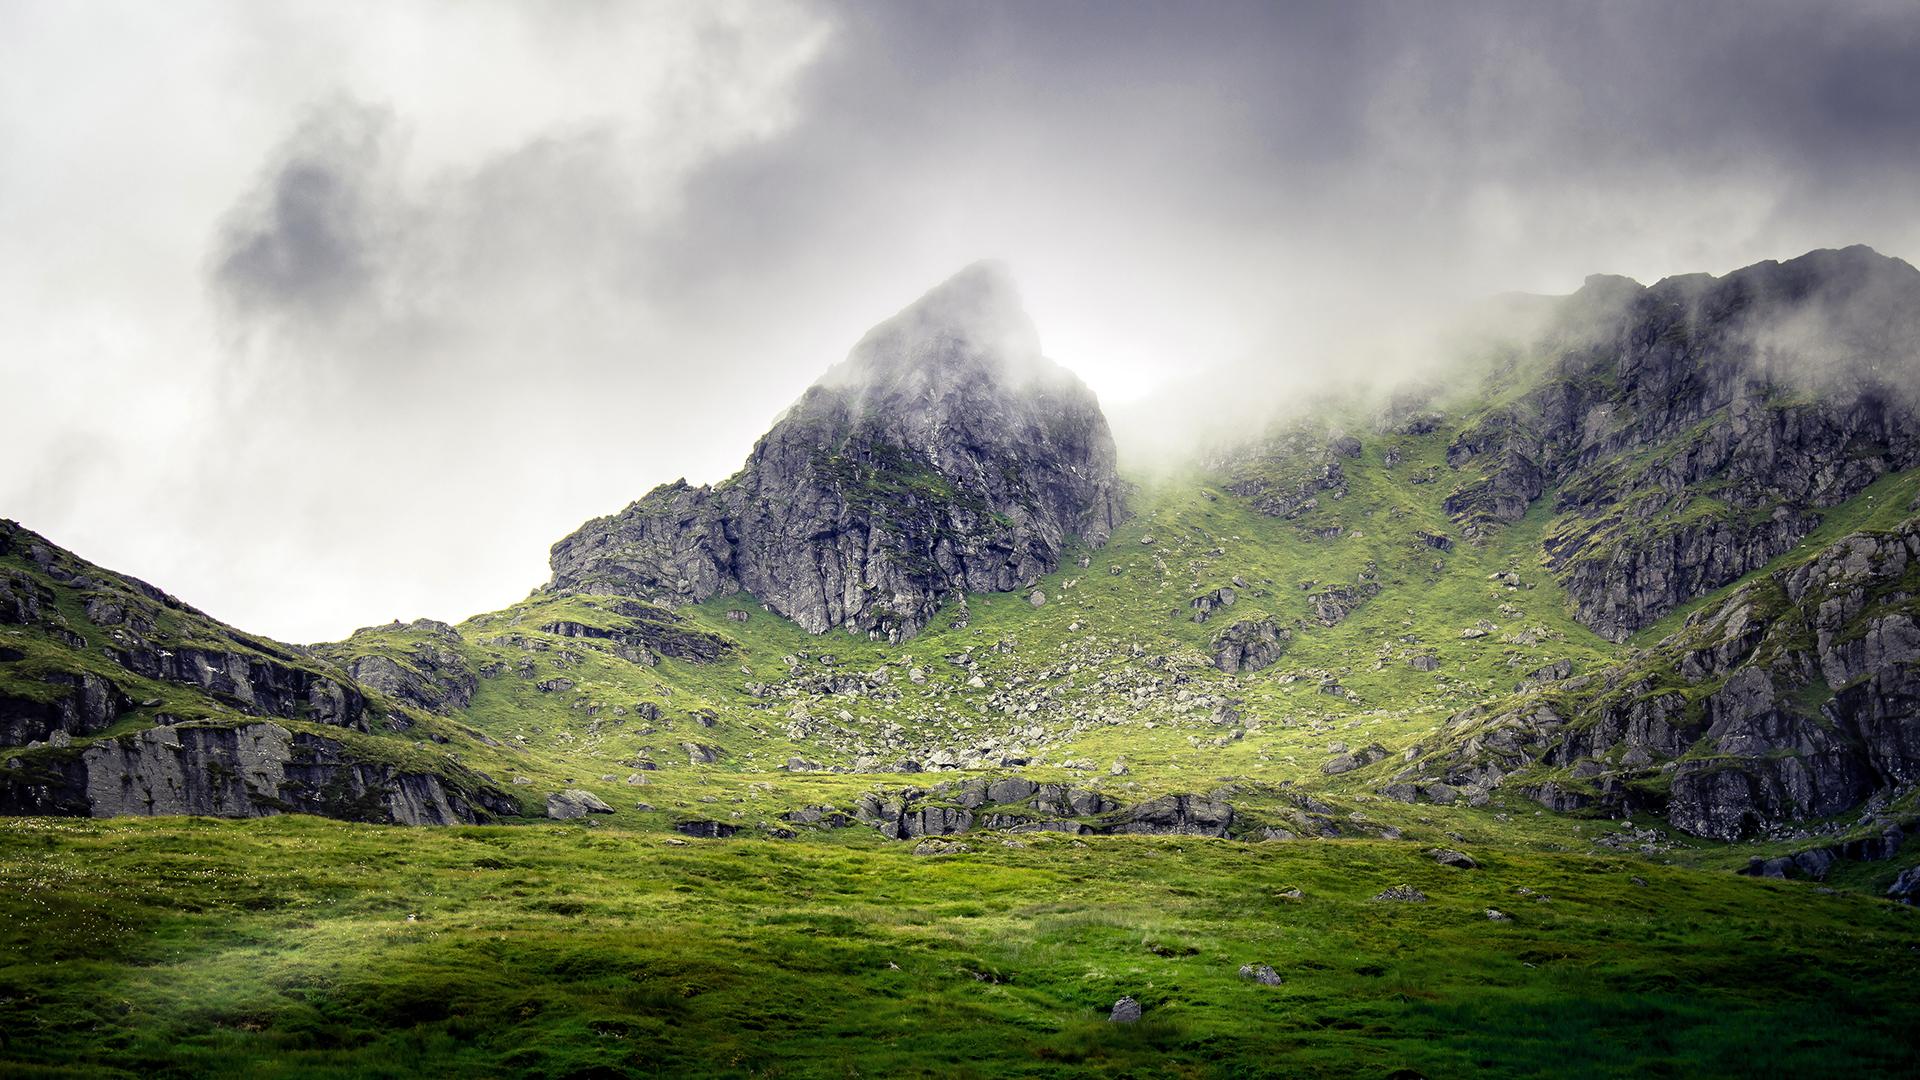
[547,261,1123,642]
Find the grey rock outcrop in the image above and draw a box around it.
[1889,864,1920,903]
[0,671,127,746]
[546,789,615,819]
[1429,515,1920,840]
[1219,422,1358,518]
[0,722,516,824]
[548,262,1122,642]
[1212,618,1289,674]
[536,600,732,663]
[1322,743,1389,776]
[1108,794,1234,837]
[835,780,1234,841]
[110,643,368,730]
[674,819,738,839]
[1190,586,1238,623]
[317,620,477,714]
[1239,964,1283,986]
[1443,247,1920,640]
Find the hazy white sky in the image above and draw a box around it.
[5,0,1919,641]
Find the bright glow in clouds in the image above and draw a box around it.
[3,1,1919,641]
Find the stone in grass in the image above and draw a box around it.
[1486,908,1512,922]
[1373,884,1428,903]
[912,838,972,856]
[674,820,738,839]
[1109,996,1142,1023]
[1430,848,1478,869]
[1888,864,1920,903]
[545,789,614,819]
[1239,964,1284,986]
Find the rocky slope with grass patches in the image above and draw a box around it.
[1443,246,1920,641]
[0,520,519,823]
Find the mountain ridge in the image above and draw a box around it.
[3,246,1919,873]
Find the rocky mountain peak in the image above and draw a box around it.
[837,259,1038,373]
[548,263,1122,640]
[806,260,1063,426]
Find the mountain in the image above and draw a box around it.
[1444,245,1920,640]
[547,261,1123,642]
[8,249,1920,1076]
[5,248,1920,860]
[1360,245,1920,840]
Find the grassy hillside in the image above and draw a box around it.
[3,816,1916,1079]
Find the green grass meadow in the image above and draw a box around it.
[2,816,1916,1079]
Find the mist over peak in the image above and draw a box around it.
[1110,243,1920,475]
[816,259,1065,403]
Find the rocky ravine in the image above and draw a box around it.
[548,262,1123,642]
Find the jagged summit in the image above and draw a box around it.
[548,263,1122,640]
[811,260,1065,416]
[843,260,1037,363]
[1569,245,1915,302]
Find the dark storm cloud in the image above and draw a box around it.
[652,0,1920,283]
[617,0,1920,463]
[212,101,395,328]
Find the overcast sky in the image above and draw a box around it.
[5,0,1920,642]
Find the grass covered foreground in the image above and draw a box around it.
[2,816,1916,1079]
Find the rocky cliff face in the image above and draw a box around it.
[0,520,519,824]
[2,521,371,733]
[0,721,517,823]
[1319,248,1920,839]
[1415,517,1920,840]
[549,262,1123,641]
[314,619,478,714]
[1442,246,1920,641]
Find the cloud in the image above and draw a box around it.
[213,100,395,333]
[3,0,1919,641]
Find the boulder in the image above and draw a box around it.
[1888,864,1920,904]
[1211,618,1290,675]
[1110,794,1234,837]
[546,789,614,819]
[1238,964,1283,986]
[674,820,739,839]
